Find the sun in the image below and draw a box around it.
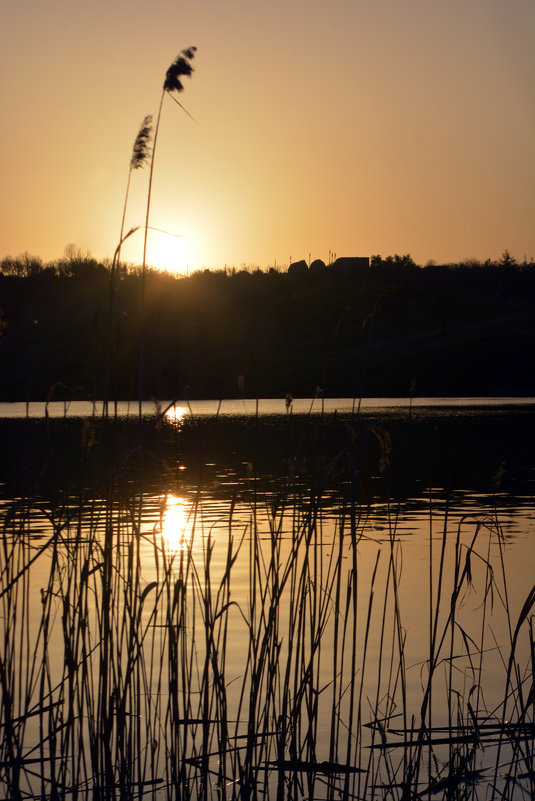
[147,228,194,274]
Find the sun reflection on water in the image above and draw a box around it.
[159,494,191,553]
[165,405,187,427]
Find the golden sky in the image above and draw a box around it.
[1,0,534,272]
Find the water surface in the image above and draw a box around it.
[0,399,533,798]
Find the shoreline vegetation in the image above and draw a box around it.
[0,404,533,800]
[1,251,535,402]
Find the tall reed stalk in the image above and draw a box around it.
[104,116,152,414]
[138,47,196,411]
[142,47,196,277]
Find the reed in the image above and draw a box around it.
[137,47,196,412]
[142,47,196,277]
[0,410,533,800]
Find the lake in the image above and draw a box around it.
[0,398,533,799]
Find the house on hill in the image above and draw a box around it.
[332,257,370,274]
[309,258,327,273]
[288,259,309,275]
[287,256,369,276]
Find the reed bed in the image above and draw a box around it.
[0,410,533,800]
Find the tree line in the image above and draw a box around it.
[0,247,530,278]
[1,251,534,401]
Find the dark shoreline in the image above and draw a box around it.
[2,404,533,507]
[1,259,534,401]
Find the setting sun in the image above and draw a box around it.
[2,1,533,269]
[147,229,193,275]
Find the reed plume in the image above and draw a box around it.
[104,116,153,413]
[164,47,197,92]
[112,115,154,279]
[138,47,196,410]
[130,114,153,170]
[142,46,197,274]
[116,115,153,265]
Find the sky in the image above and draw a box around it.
[1,0,534,273]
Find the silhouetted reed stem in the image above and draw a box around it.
[139,48,195,411]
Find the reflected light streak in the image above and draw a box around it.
[159,494,191,554]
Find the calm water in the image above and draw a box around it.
[0,399,533,798]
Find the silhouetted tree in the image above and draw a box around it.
[500,249,516,268]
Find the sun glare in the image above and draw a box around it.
[148,229,194,274]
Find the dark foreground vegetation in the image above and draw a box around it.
[1,251,535,401]
[1,405,534,800]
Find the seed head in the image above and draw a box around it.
[131,115,153,169]
[164,46,197,93]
